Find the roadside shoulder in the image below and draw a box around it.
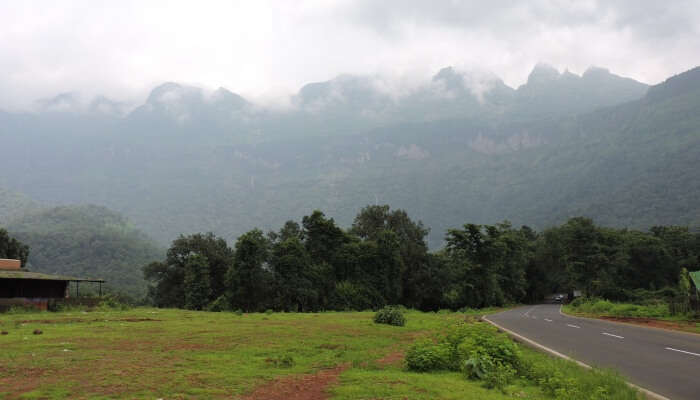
[559,305,700,337]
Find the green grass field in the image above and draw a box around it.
[0,307,639,399]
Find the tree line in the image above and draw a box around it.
[142,206,700,311]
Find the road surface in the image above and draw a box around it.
[486,304,700,400]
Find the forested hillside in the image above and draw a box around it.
[0,65,698,248]
[6,205,164,298]
[0,186,40,224]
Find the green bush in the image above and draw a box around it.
[483,361,517,392]
[405,339,451,372]
[373,306,406,326]
[267,354,295,368]
[463,353,494,380]
[590,299,614,313]
[206,295,228,312]
[569,297,587,307]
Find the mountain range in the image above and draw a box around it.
[1,64,698,251]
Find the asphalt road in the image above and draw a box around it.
[486,305,700,400]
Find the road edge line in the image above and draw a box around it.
[482,314,670,400]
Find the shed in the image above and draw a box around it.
[0,258,104,311]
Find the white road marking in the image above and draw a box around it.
[602,332,624,339]
[544,318,553,322]
[665,347,700,357]
[567,324,581,329]
[523,306,538,318]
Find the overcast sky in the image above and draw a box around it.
[1,0,699,110]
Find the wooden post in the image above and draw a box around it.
[99,282,102,297]
[76,281,79,298]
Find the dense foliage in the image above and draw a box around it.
[144,206,700,311]
[7,205,164,298]
[0,228,29,266]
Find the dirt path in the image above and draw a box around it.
[242,365,348,400]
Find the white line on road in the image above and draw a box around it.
[544,318,552,322]
[602,332,624,339]
[665,347,700,357]
[567,324,581,329]
[523,306,538,318]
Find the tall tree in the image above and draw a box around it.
[228,229,271,312]
[351,205,430,307]
[302,210,348,266]
[144,232,233,308]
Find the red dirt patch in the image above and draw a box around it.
[376,350,404,367]
[243,365,348,400]
[600,316,700,334]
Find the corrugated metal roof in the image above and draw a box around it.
[689,270,700,292]
[0,270,104,282]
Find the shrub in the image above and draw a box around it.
[266,354,295,368]
[373,306,406,326]
[569,297,587,307]
[463,353,494,380]
[483,361,517,392]
[405,339,451,372]
[590,299,614,313]
[206,295,228,312]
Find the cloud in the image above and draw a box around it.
[0,0,698,111]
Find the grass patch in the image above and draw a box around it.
[0,306,639,399]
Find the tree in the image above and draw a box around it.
[166,233,233,301]
[184,254,211,310]
[228,229,271,312]
[144,232,233,308]
[0,228,29,267]
[302,210,348,265]
[351,205,430,308]
[270,236,317,311]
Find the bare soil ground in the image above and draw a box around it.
[242,365,348,400]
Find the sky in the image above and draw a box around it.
[1,0,699,111]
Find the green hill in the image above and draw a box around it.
[6,205,164,298]
[0,186,41,225]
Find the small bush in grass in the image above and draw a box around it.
[405,339,451,371]
[266,354,295,368]
[373,306,405,326]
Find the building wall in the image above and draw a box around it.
[0,279,69,298]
